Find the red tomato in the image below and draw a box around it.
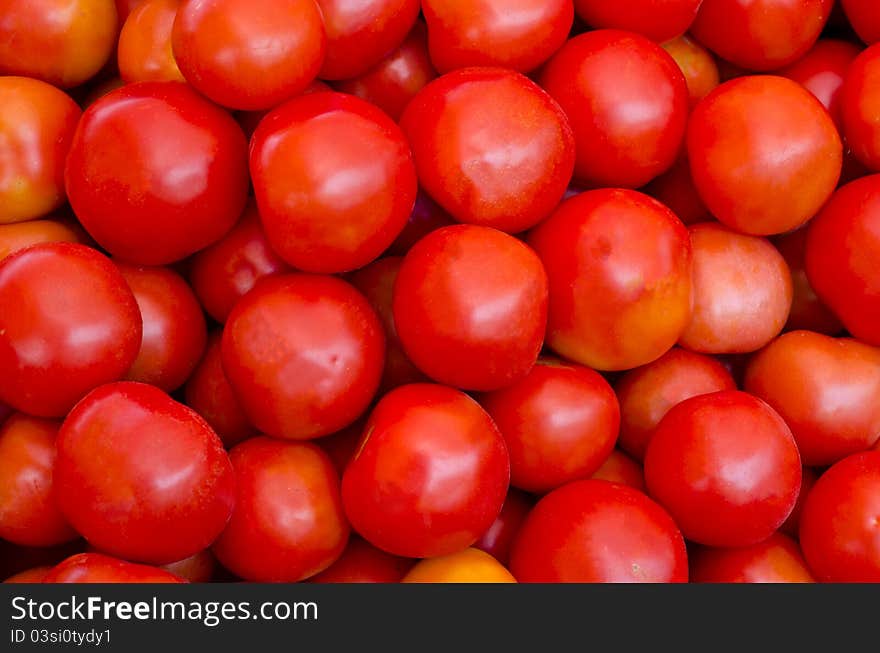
[799,451,880,582]
[0,0,118,88]
[780,466,818,538]
[528,189,692,371]
[309,536,414,583]
[591,450,646,492]
[687,76,842,235]
[316,420,364,477]
[574,0,700,43]
[474,489,534,566]
[690,533,815,583]
[341,384,510,558]
[661,35,721,108]
[510,480,687,582]
[118,0,185,83]
[212,437,349,582]
[642,154,710,226]
[841,0,880,45]
[385,191,454,256]
[481,358,620,494]
[615,347,736,460]
[43,553,185,583]
[55,382,235,565]
[315,0,420,80]
[251,92,417,273]
[65,82,249,266]
[421,0,572,73]
[393,225,548,391]
[222,274,385,440]
[805,175,880,345]
[4,567,51,583]
[0,415,76,547]
[400,67,575,233]
[0,243,142,418]
[0,218,88,262]
[116,0,147,22]
[841,43,880,172]
[644,390,802,547]
[539,30,688,188]
[161,549,216,583]
[690,0,833,71]
[0,77,81,224]
[234,80,332,141]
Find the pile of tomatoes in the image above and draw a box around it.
[2,0,880,585]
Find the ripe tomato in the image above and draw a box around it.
[55,382,235,565]
[4,567,51,583]
[644,390,801,547]
[780,466,818,538]
[316,420,364,477]
[221,274,385,440]
[161,550,216,583]
[65,82,249,266]
[0,243,142,418]
[575,0,700,43]
[212,437,349,582]
[116,0,147,22]
[690,533,815,583]
[309,536,414,583]
[799,451,880,582]
[393,225,548,391]
[403,548,517,583]
[539,30,688,188]
[591,450,646,492]
[400,67,575,233]
[118,0,185,83]
[43,553,185,583]
[528,189,692,371]
[474,488,534,566]
[642,154,710,226]
[0,218,88,262]
[251,92,417,273]
[687,76,842,235]
[0,77,81,224]
[840,0,880,45]
[385,191,454,257]
[510,480,688,583]
[342,384,510,558]
[661,35,721,108]
[841,44,880,171]
[481,358,620,494]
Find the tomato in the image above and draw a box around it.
[309,536,414,583]
[4,567,51,583]
[0,217,88,262]
[661,35,721,108]
[644,390,801,547]
[55,382,235,565]
[213,437,349,582]
[690,0,833,71]
[342,384,509,558]
[745,331,880,466]
[0,0,118,88]
[385,192,454,256]
[574,0,700,43]
[161,550,216,583]
[510,480,688,583]
[184,332,255,449]
[315,0,420,80]
[43,553,185,583]
[116,0,147,22]
[0,415,76,547]
[591,450,646,492]
[481,358,620,494]
[805,175,880,345]
[474,488,534,566]
[222,274,384,440]
[528,189,692,371]
[118,0,184,83]
[615,347,736,460]
[65,82,249,266]
[841,0,880,45]
[421,0,572,73]
[403,548,517,583]
[642,154,710,226]
[539,30,688,188]
[841,43,880,172]
[780,466,818,539]
[233,80,332,140]
[690,533,815,583]
[0,77,81,224]
[687,76,842,236]
[316,420,364,477]
[335,21,437,122]
[393,225,548,391]
[251,92,417,273]
[400,68,575,234]
[800,451,880,582]
[0,243,142,418]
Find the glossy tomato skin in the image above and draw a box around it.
[0,243,142,418]
[642,154,710,226]
[661,35,721,109]
[528,189,692,372]
[805,175,880,345]
[251,92,417,274]
[539,30,688,188]
[161,550,216,583]
[799,452,880,582]
[342,384,510,558]
[591,449,646,492]
[690,533,815,583]
[0,78,81,224]
[172,0,326,111]
[644,390,802,547]
[309,536,414,583]
[221,274,385,440]
[574,0,701,43]
[0,218,88,262]
[0,0,118,88]
[400,67,575,234]
[841,0,880,45]
[393,225,548,391]
[687,76,842,235]
[43,553,185,583]
[55,382,235,565]
[212,437,349,582]
[65,82,249,266]
[481,358,620,494]
[841,44,880,172]
[421,0,572,73]
[474,488,534,566]
[780,466,818,538]
[510,480,688,583]
[745,331,880,466]
[403,548,516,583]
[615,347,736,460]
[0,415,76,547]
[118,0,185,83]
